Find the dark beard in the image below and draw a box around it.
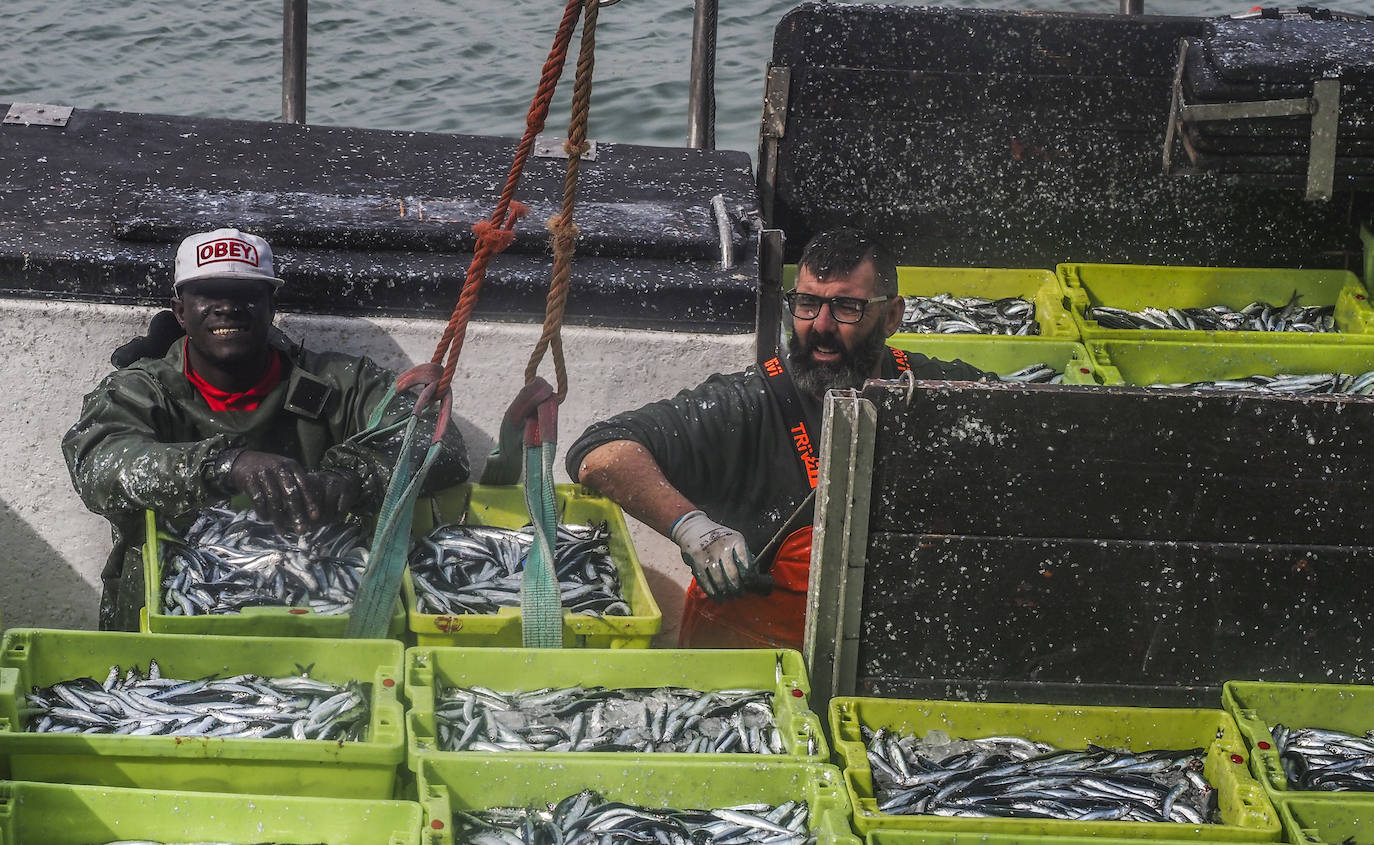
[787,322,888,399]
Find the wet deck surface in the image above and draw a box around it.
[0,106,759,331]
[767,4,1372,269]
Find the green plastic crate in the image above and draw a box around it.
[829,696,1280,839]
[1080,340,1374,387]
[416,754,859,845]
[886,336,1096,384]
[785,264,1078,338]
[142,508,405,639]
[0,628,404,799]
[866,832,1237,845]
[894,266,1078,339]
[1223,680,1374,802]
[1278,796,1374,845]
[404,646,827,771]
[0,780,422,845]
[1059,263,1374,344]
[402,483,661,648]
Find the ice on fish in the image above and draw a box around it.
[436,684,784,754]
[1088,296,1336,333]
[409,522,631,617]
[1149,370,1374,396]
[865,727,1216,823]
[901,294,1039,335]
[160,503,370,616]
[453,789,813,845]
[25,662,370,742]
[1272,723,1374,791]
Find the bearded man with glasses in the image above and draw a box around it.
[567,229,992,649]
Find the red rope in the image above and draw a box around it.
[430,0,584,398]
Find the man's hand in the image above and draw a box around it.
[314,469,362,523]
[670,510,757,600]
[226,451,358,533]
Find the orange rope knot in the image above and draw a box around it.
[473,199,530,255]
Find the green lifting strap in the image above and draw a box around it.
[519,379,564,648]
[522,438,562,648]
[347,363,451,640]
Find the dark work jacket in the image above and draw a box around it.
[62,334,470,630]
[565,347,991,555]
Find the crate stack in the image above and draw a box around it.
[0,628,421,844]
[143,482,663,646]
[881,260,1374,388]
[1223,681,1374,845]
[815,686,1374,845]
[0,479,671,843]
[827,694,1281,844]
[1058,263,1374,388]
[877,266,1096,385]
[404,646,858,845]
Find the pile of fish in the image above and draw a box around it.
[1087,298,1336,332]
[435,684,793,754]
[1150,371,1374,395]
[409,522,630,617]
[1273,723,1374,791]
[453,790,813,845]
[866,728,1215,823]
[901,294,1039,335]
[160,504,369,616]
[1001,363,1063,384]
[24,659,370,741]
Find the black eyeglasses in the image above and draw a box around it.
[784,291,890,324]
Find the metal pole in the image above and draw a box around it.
[687,0,717,149]
[1120,0,1143,13]
[282,0,307,124]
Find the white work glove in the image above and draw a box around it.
[670,510,756,600]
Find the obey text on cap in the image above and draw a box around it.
[196,237,259,269]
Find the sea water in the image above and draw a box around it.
[2,0,1296,155]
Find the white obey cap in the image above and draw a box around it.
[173,228,285,292]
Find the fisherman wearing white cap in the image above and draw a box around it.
[63,228,470,630]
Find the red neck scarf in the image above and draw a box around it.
[183,339,285,412]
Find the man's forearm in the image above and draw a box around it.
[574,440,696,537]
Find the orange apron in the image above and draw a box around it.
[678,525,813,650]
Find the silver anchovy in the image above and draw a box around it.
[901,294,1039,336]
[435,684,784,754]
[1088,294,1336,333]
[453,789,813,845]
[409,522,630,617]
[1149,370,1374,396]
[1000,363,1063,384]
[865,728,1214,823]
[160,504,370,616]
[1272,723,1374,792]
[23,662,369,741]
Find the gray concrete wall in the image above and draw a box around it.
[0,297,754,642]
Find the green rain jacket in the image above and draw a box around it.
[62,334,470,630]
